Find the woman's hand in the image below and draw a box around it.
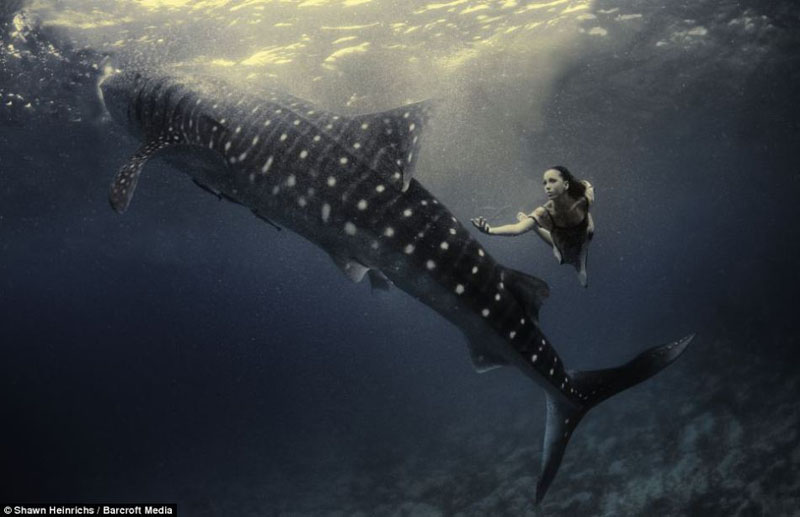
[582,180,595,205]
[516,211,529,222]
[471,216,492,234]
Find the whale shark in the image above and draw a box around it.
[100,68,693,503]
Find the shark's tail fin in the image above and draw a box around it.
[535,333,695,503]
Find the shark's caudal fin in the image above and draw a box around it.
[535,333,695,503]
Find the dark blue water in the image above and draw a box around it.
[2,1,799,515]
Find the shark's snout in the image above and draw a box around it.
[98,67,147,130]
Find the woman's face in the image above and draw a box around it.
[542,169,568,199]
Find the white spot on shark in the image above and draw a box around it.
[384,227,394,237]
[403,209,413,217]
[321,203,331,222]
[376,185,385,193]
[510,331,516,339]
[472,266,478,274]
[339,157,348,165]
[481,309,490,317]
[455,284,464,294]
[440,242,449,250]
[409,123,416,131]
[426,260,436,270]
[344,222,357,235]
[286,175,296,187]
[404,244,415,254]
[357,199,368,210]
[532,354,538,363]
[280,133,287,141]
[327,176,337,187]
[298,197,307,207]
[261,156,273,174]
[299,150,308,159]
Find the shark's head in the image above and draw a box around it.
[99,68,146,133]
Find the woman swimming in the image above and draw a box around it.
[471,166,595,287]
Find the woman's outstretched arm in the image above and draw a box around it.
[471,212,538,236]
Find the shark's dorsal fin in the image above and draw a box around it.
[501,267,550,323]
[467,338,508,373]
[109,134,177,213]
[351,100,435,192]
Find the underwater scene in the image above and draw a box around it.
[2,0,799,515]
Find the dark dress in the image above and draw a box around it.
[529,202,593,279]
[544,209,592,271]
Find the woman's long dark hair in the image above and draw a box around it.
[549,165,586,199]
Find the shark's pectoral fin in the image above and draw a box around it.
[467,338,508,373]
[109,135,177,213]
[501,267,550,323]
[353,100,436,193]
[367,269,392,291]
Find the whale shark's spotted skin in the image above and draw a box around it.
[101,69,693,503]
